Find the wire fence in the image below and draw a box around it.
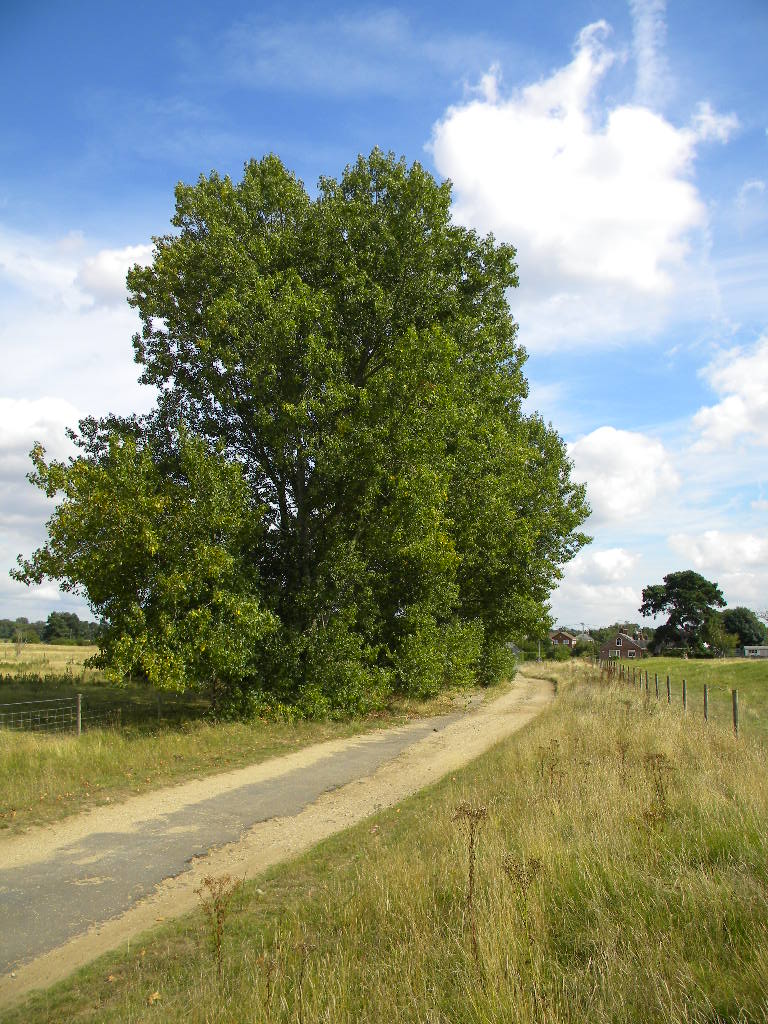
[0,694,121,735]
[599,658,743,736]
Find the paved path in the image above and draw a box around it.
[0,674,552,1007]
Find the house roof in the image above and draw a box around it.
[550,629,576,639]
[601,632,647,649]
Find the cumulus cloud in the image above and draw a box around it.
[552,547,643,625]
[569,546,640,583]
[0,228,85,311]
[0,227,152,310]
[669,530,768,572]
[0,226,156,617]
[430,19,737,350]
[0,396,80,461]
[693,334,768,448]
[76,243,153,306]
[0,398,84,618]
[568,426,680,524]
[552,576,641,628]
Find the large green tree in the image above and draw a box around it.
[15,151,589,714]
[639,570,726,653]
[721,606,767,647]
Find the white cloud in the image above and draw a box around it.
[0,227,156,617]
[552,576,641,628]
[690,101,739,144]
[76,244,153,306]
[568,426,680,524]
[669,530,768,571]
[569,546,640,583]
[430,19,736,351]
[554,547,644,627]
[693,334,768,448]
[0,396,80,459]
[0,228,85,311]
[737,179,766,205]
[0,398,85,619]
[1,302,151,413]
[666,532,768,611]
[630,0,669,108]
[0,227,152,310]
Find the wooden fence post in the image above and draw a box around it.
[682,679,687,711]
[732,689,739,737]
[704,684,708,723]
[76,693,82,737]
[645,670,649,693]
[666,675,671,704]
[655,673,659,699]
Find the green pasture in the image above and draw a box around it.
[607,656,768,740]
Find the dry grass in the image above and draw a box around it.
[0,673,506,835]
[10,670,768,1023]
[0,642,105,681]
[0,717,370,833]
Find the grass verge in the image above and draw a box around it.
[0,681,503,836]
[8,671,768,1023]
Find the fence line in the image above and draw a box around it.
[0,695,74,706]
[0,694,120,735]
[598,658,741,737]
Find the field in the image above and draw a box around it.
[606,655,768,739]
[0,641,107,682]
[0,642,500,835]
[7,662,768,1023]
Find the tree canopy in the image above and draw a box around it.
[639,570,726,653]
[41,612,100,644]
[14,150,589,715]
[721,607,767,647]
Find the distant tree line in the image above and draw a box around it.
[0,612,100,645]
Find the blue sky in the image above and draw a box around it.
[1,0,766,629]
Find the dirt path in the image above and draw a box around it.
[0,674,552,1009]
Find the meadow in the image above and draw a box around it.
[0,641,106,682]
[605,655,768,740]
[8,661,768,1023]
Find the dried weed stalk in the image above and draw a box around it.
[644,751,673,826]
[452,801,488,965]
[195,873,242,981]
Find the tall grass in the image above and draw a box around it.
[0,684,494,834]
[0,642,105,682]
[0,718,367,831]
[604,655,768,741]
[11,672,768,1022]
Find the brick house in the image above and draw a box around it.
[599,632,647,660]
[550,629,577,648]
